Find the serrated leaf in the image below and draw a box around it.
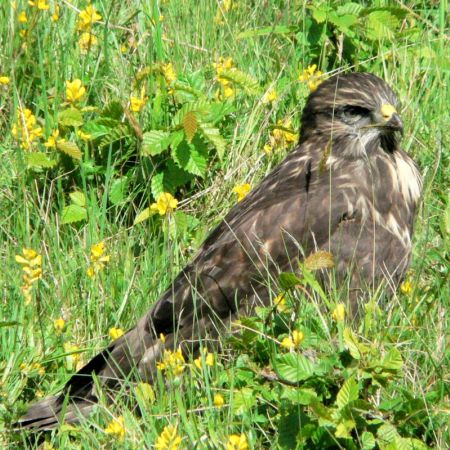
[172,139,207,177]
[83,118,117,139]
[151,172,166,200]
[26,152,57,168]
[232,388,256,415]
[58,108,84,127]
[198,123,226,160]
[377,422,399,444]
[109,177,129,205]
[335,419,356,439]
[99,124,131,150]
[142,130,171,156]
[361,431,376,450]
[366,10,399,40]
[279,272,302,290]
[61,204,87,224]
[343,327,361,360]
[381,347,403,371]
[101,100,124,120]
[337,3,364,16]
[274,353,315,383]
[218,68,260,95]
[165,160,193,190]
[182,111,198,143]
[134,207,155,225]
[172,100,211,126]
[57,141,82,160]
[69,191,86,207]
[304,250,334,270]
[336,376,359,409]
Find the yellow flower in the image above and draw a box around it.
[53,317,65,333]
[150,192,179,216]
[233,183,251,202]
[0,76,10,85]
[79,32,98,53]
[194,349,215,369]
[109,327,124,340]
[214,393,225,407]
[104,416,125,441]
[28,0,50,10]
[160,333,166,343]
[87,241,110,278]
[15,248,43,304]
[155,425,182,450]
[298,64,324,92]
[51,5,59,22]
[274,294,287,312]
[226,433,248,450]
[77,5,102,31]
[19,29,27,38]
[77,129,91,141]
[156,348,185,376]
[269,118,298,151]
[400,279,412,295]
[66,79,86,104]
[130,87,148,113]
[223,84,235,98]
[12,107,43,150]
[292,330,304,346]
[18,11,27,22]
[280,337,293,349]
[162,62,176,85]
[332,303,346,322]
[262,88,277,104]
[44,129,65,148]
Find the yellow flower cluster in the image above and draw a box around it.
[28,0,49,11]
[156,348,185,376]
[20,361,45,376]
[77,5,102,53]
[54,317,65,333]
[400,278,413,295]
[130,86,148,113]
[44,129,65,148]
[274,294,287,313]
[109,327,124,340]
[280,330,304,350]
[87,241,110,278]
[151,192,179,216]
[0,75,10,85]
[214,393,225,407]
[66,79,86,104]
[162,62,176,92]
[15,248,42,304]
[262,88,278,104]
[11,107,43,150]
[332,303,346,322]
[193,348,215,369]
[104,415,126,441]
[233,183,251,202]
[264,118,298,154]
[63,343,82,370]
[299,64,324,92]
[226,433,248,450]
[214,0,235,25]
[214,57,235,98]
[155,425,182,450]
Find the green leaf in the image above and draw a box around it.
[280,387,318,405]
[26,152,57,168]
[365,10,399,40]
[182,111,198,143]
[134,207,155,225]
[172,139,207,177]
[61,204,87,224]
[218,68,260,95]
[0,321,21,328]
[237,25,298,39]
[151,171,166,200]
[58,108,84,127]
[377,422,400,445]
[336,376,359,409]
[279,272,302,290]
[274,353,315,383]
[337,3,364,16]
[109,177,129,205]
[381,347,403,371]
[310,5,332,23]
[141,130,171,156]
[172,100,212,126]
[198,123,226,160]
[232,388,256,415]
[135,382,155,404]
[83,118,117,139]
[57,141,82,160]
[101,100,124,120]
[343,327,361,360]
[69,191,86,207]
[361,431,376,450]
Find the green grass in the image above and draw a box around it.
[0,0,448,448]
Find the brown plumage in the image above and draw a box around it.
[16,72,422,430]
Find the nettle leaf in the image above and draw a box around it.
[58,108,84,127]
[172,138,207,177]
[274,353,315,383]
[304,250,334,270]
[61,204,87,224]
[26,152,57,168]
[336,376,359,409]
[166,160,193,189]
[57,141,82,160]
[381,347,403,371]
[376,422,400,445]
[365,10,399,40]
[182,111,198,143]
[142,130,171,156]
[109,177,129,205]
[99,124,131,150]
[69,191,86,207]
[361,431,376,450]
[198,123,226,160]
[172,100,211,126]
[279,272,302,290]
[232,388,256,415]
[337,3,364,16]
[329,12,358,34]
[343,327,361,360]
[83,118,118,139]
[218,68,260,95]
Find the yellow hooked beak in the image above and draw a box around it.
[380,103,403,133]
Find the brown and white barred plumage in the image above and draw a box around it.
[17,73,422,429]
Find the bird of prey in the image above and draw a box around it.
[17,72,422,430]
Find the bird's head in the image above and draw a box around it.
[300,73,403,155]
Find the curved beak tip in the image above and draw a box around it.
[388,113,404,135]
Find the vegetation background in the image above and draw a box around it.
[0,0,448,448]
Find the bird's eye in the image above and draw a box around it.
[341,105,371,117]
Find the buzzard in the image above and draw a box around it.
[17,72,422,429]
